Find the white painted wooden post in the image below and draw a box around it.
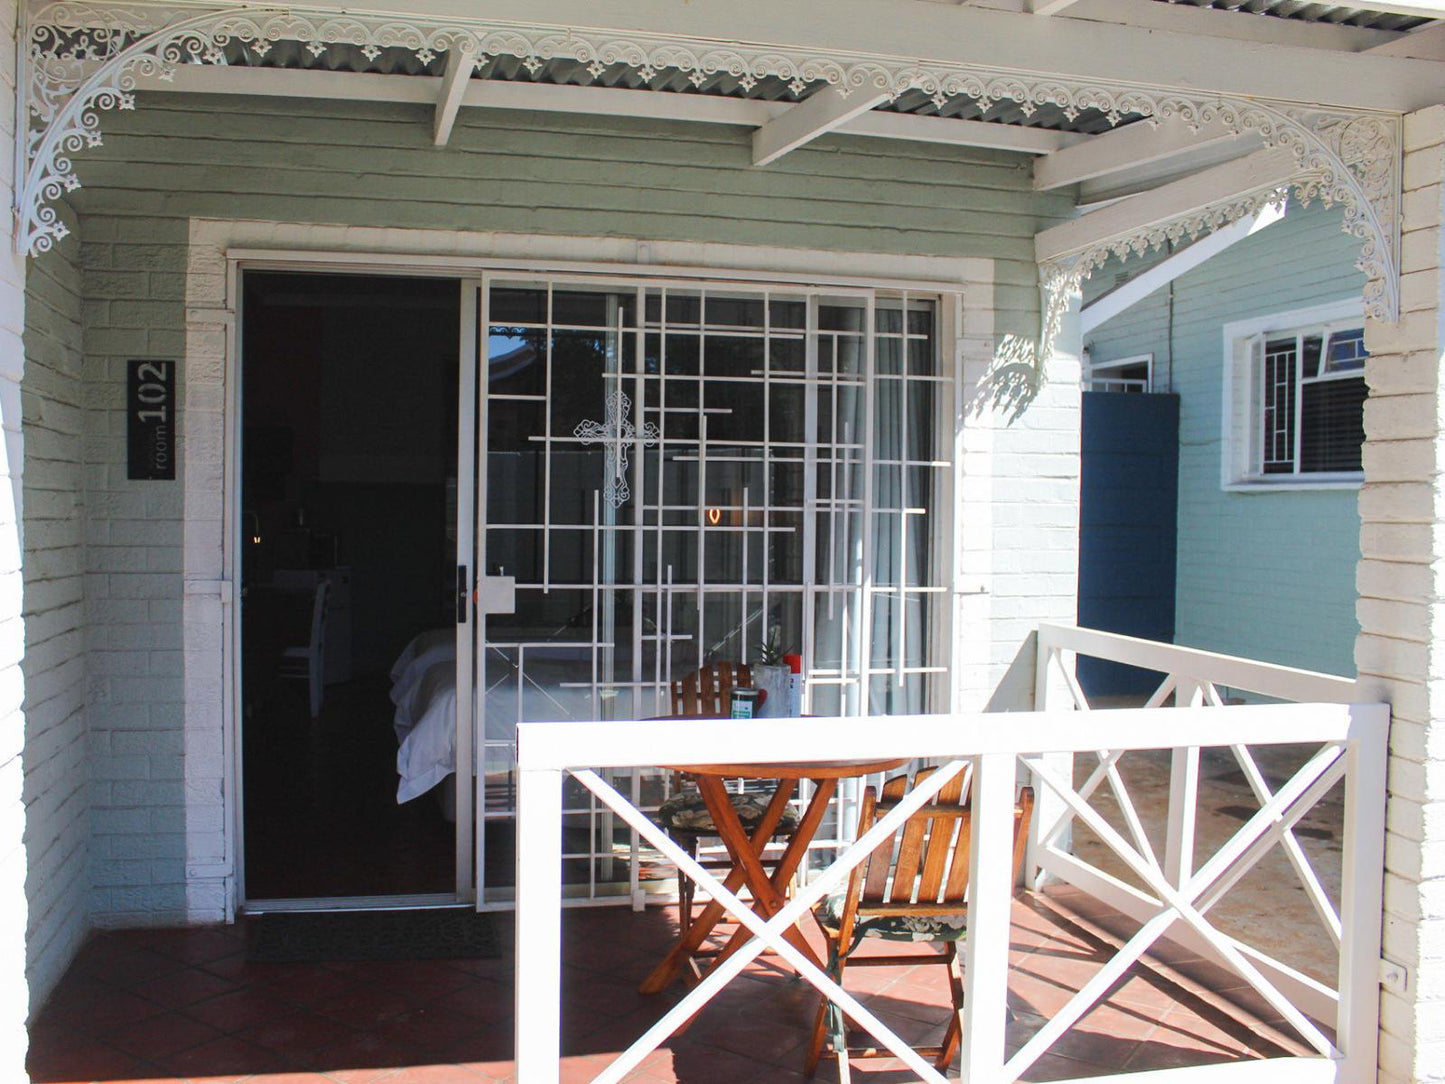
[1023,282,1083,892]
[1337,707,1389,1084]
[1029,631,1076,888]
[515,765,564,1084]
[1164,679,1203,886]
[960,752,1016,1083]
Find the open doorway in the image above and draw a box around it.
[239,270,464,904]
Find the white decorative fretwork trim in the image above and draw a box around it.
[19,0,1403,337]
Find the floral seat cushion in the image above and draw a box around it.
[656,789,800,836]
[814,891,968,945]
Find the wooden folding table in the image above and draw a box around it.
[639,756,908,994]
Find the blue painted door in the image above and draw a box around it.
[1077,392,1180,698]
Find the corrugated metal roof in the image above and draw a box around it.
[208,41,1149,135]
[1151,0,1433,31]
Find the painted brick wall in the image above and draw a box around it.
[0,0,32,1073]
[59,97,1073,923]
[1359,104,1445,1084]
[20,204,88,1012]
[77,217,189,926]
[1084,201,1366,676]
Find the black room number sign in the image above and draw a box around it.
[127,359,176,480]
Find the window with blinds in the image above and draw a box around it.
[1256,326,1366,477]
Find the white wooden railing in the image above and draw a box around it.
[514,626,1388,1084]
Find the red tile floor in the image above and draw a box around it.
[26,891,1297,1084]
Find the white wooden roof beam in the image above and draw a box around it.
[144,65,1087,155]
[276,0,1445,114]
[1028,0,1085,15]
[1055,0,1404,52]
[752,87,892,166]
[1307,0,1445,17]
[432,44,476,146]
[1080,202,1286,334]
[1367,21,1445,59]
[1034,117,1262,191]
[1035,147,1296,263]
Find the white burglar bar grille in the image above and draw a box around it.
[476,277,953,905]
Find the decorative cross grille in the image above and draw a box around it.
[574,389,659,509]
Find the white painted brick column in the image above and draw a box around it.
[0,0,32,1076]
[1359,103,1445,1084]
[957,282,1083,713]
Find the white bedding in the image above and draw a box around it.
[390,630,600,804]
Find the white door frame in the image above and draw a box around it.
[189,218,990,920]
[229,263,480,912]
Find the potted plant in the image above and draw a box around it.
[753,625,794,718]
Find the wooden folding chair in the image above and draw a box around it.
[803,766,1034,1076]
[654,662,799,941]
[669,660,751,716]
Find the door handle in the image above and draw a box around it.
[456,565,470,623]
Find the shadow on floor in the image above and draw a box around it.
[26,896,1297,1084]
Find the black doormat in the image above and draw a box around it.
[245,907,501,963]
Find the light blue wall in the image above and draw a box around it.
[1084,202,1364,677]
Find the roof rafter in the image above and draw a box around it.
[1027,0,1086,16]
[1035,147,1296,263]
[295,0,1445,113]
[138,64,1087,155]
[1052,0,1406,52]
[752,86,891,166]
[1366,21,1445,57]
[1034,117,1261,191]
[1080,203,1286,334]
[432,43,476,146]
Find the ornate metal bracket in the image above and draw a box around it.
[19,0,1403,336]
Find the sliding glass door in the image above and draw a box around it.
[472,277,952,906]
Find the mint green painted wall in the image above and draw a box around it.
[1084,201,1364,678]
[70,95,1073,340]
[57,95,1075,922]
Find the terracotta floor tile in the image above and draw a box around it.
[316,1067,408,1084]
[182,987,299,1033]
[1019,1052,1111,1081]
[78,947,188,989]
[132,966,241,1009]
[313,983,419,1027]
[381,1068,499,1084]
[54,988,168,1035]
[310,1029,429,1079]
[131,926,247,966]
[25,894,1294,1084]
[1123,1042,1250,1072]
[430,978,515,1024]
[156,1034,287,1081]
[25,1039,154,1084]
[243,1016,361,1064]
[106,1012,225,1059]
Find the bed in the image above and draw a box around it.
[389,629,603,806]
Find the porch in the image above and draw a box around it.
[24,626,1384,1084]
[25,891,1297,1084]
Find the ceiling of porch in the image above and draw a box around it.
[23,0,1431,313]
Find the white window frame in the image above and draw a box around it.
[1221,297,1366,492]
[1085,352,1153,393]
